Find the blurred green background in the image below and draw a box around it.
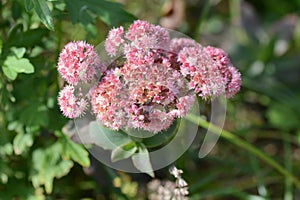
[0,0,300,199]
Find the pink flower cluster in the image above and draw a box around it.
[203,46,241,98]
[58,85,88,118]
[91,50,194,132]
[58,41,102,85]
[57,20,241,133]
[57,41,103,118]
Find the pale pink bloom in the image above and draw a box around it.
[105,27,125,57]
[204,46,241,98]
[204,46,230,66]
[57,41,101,85]
[91,48,193,132]
[58,85,88,118]
[175,95,195,117]
[178,47,226,99]
[142,110,175,133]
[125,20,170,50]
[226,65,241,98]
[170,38,200,53]
[119,54,192,132]
[90,70,128,130]
[59,20,241,133]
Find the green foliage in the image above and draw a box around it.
[132,143,154,177]
[90,121,132,150]
[31,142,74,193]
[0,0,300,199]
[32,0,54,30]
[65,0,136,26]
[90,120,176,175]
[142,118,180,148]
[2,47,34,80]
[111,141,137,162]
[0,0,137,198]
[55,131,90,167]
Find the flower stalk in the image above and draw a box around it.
[186,113,300,189]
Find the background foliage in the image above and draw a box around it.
[0,0,300,199]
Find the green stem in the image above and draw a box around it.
[193,0,212,40]
[186,113,300,189]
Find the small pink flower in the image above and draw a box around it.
[105,27,125,57]
[58,85,88,118]
[57,41,102,85]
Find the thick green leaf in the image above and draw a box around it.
[89,121,132,150]
[65,0,94,25]
[2,65,18,80]
[32,0,54,30]
[10,58,34,73]
[111,142,137,162]
[12,1,22,20]
[65,0,136,26]
[10,47,26,59]
[13,132,34,155]
[132,144,154,177]
[60,133,90,167]
[31,143,73,194]
[25,0,34,11]
[7,27,48,47]
[19,103,48,127]
[142,118,180,148]
[4,56,34,74]
[0,37,2,55]
[0,143,13,156]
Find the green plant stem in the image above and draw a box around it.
[186,113,300,189]
[193,0,212,40]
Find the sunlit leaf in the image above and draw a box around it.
[111,142,137,162]
[10,47,26,59]
[13,132,34,155]
[89,121,131,150]
[132,144,154,177]
[31,143,73,194]
[59,132,90,167]
[32,0,54,30]
[4,56,34,74]
[2,65,18,80]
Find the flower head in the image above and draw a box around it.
[105,27,125,57]
[170,38,200,53]
[204,46,241,98]
[125,20,170,50]
[178,47,226,99]
[58,85,88,118]
[57,41,102,85]
[119,54,193,133]
[57,20,242,133]
[91,70,128,130]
